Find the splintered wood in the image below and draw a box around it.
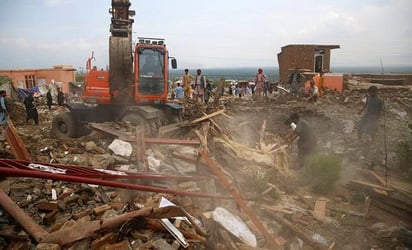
[189,110,290,176]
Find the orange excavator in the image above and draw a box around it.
[52,0,178,138]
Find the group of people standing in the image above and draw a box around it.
[286,67,324,102]
[180,68,213,103]
[23,87,65,125]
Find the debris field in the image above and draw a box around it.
[0,80,412,250]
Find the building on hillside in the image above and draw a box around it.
[277,44,340,84]
[0,65,76,93]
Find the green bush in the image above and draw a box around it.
[305,154,342,194]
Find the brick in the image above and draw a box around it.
[130,229,153,242]
[93,204,112,216]
[103,240,132,250]
[43,210,59,225]
[91,232,117,250]
[35,243,61,250]
[72,209,90,220]
[63,194,80,206]
[108,202,126,211]
[152,239,174,250]
[66,238,91,250]
[38,201,58,212]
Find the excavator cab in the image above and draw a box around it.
[134,38,177,104]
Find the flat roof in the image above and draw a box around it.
[0,67,76,72]
[281,44,340,50]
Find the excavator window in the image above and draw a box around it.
[138,48,164,78]
[137,48,166,95]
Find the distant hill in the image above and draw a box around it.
[170,66,412,82]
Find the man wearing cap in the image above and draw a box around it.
[182,69,194,99]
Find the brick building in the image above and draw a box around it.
[0,65,76,93]
[277,44,340,84]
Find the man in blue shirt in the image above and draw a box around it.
[175,82,184,99]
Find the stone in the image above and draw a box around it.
[130,230,153,242]
[152,239,174,250]
[108,139,133,157]
[104,240,132,250]
[91,233,117,250]
[36,243,61,250]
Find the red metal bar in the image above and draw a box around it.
[0,189,49,242]
[143,137,201,145]
[0,158,212,181]
[5,120,31,161]
[0,167,235,200]
[199,149,279,249]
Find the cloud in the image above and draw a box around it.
[0,37,31,49]
[43,0,74,7]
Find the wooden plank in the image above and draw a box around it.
[5,120,31,161]
[184,109,225,126]
[313,199,327,220]
[349,180,393,192]
[368,170,387,187]
[261,204,294,215]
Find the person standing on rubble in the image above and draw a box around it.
[57,88,65,106]
[286,113,317,168]
[254,68,266,97]
[23,92,39,125]
[287,67,305,98]
[46,88,53,110]
[194,69,206,103]
[0,90,8,141]
[357,85,383,142]
[317,70,325,97]
[182,69,194,99]
[307,80,319,102]
[204,81,213,103]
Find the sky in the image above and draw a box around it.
[0,0,411,70]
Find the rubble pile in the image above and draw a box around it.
[0,84,412,249]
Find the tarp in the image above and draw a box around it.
[17,86,40,100]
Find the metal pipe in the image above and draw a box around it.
[0,168,234,199]
[0,158,212,180]
[0,189,49,242]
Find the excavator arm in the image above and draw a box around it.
[109,0,135,103]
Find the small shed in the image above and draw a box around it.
[277,44,340,84]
